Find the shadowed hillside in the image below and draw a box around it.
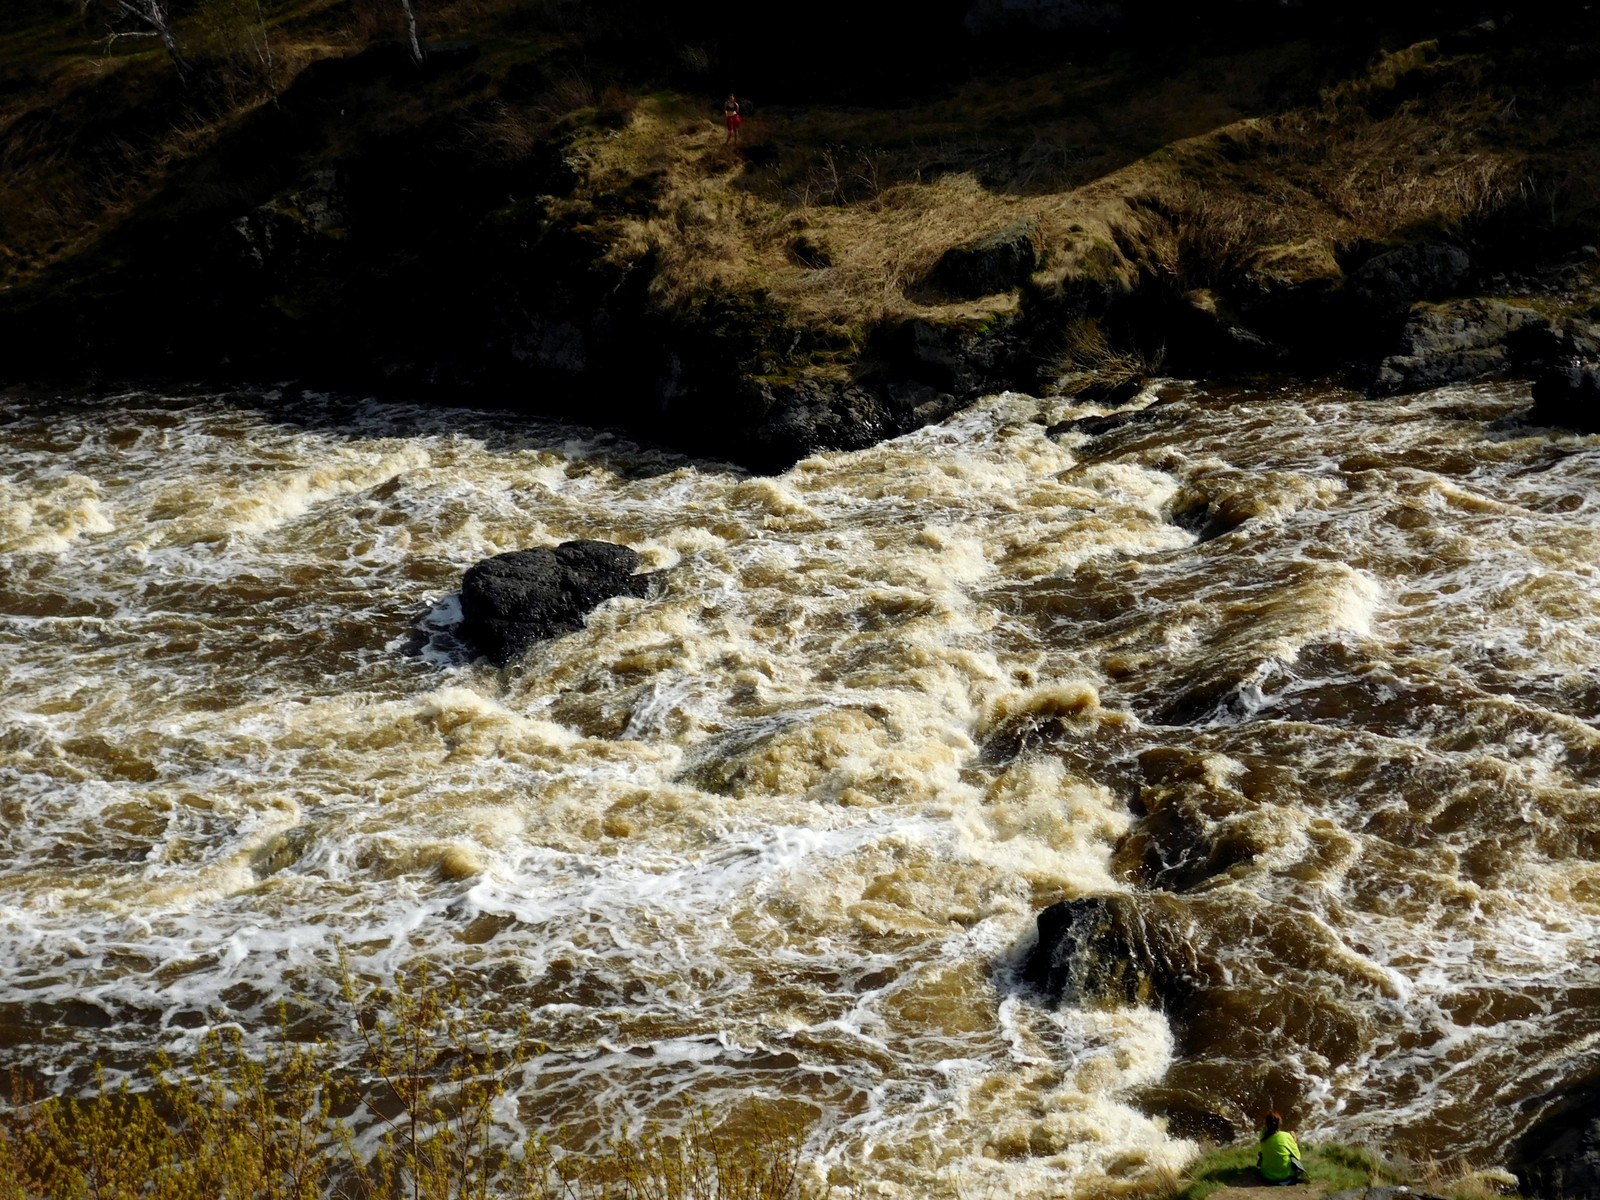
[2,1,1598,466]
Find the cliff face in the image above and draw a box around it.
[2,3,1598,468]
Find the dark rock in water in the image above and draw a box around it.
[1351,242,1473,320]
[1530,357,1600,432]
[1509,314,1600,370]
[459,541,650,666]
[1513,1083,1600,1200]
[738,375,961,471]
[925,221,1038,299]
[1374,298,1546,394]
[1045,407,1164,440]
[1073,374,1146,406]
[1513,315,1600,431]
[1020,894,1200,1016]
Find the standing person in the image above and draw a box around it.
[1257,1110,1305,1186]
[723,93,742,144]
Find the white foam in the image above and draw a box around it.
[7,381,1600,1183]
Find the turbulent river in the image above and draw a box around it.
[4,381,1600,1195]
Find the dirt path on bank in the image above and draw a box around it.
[1205,1184,1330,1200]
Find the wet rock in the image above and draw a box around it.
[737,375,961,471]
[1510,314,1600,367]
[1529,356,1600,432]
[458,540,650,665]
[1045,406,1166,439]
[1072,374,1147,405]
[1374,298,1546,393]
[1513,1083,1600,1199]
[1511,315,1600,430]
[1351,242,1473,321]
[1020,893,1201,1016]
[925,221,1038,299]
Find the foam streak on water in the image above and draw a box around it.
[2,383,1598,1191]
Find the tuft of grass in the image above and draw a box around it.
[1051,315,1161,396]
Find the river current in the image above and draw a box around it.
[3,380,1598,1194]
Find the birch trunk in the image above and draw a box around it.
[116,0,191,82]
[398,0,425,65]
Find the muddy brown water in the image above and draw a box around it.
[2,382,1597,1195]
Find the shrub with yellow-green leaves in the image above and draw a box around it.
[0,963,815,1200]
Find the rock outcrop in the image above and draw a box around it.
[1374,298,1546,393]
[740,375,964,472]
[1530,357,1600,430]
[458,540,650,666]
[1351,242,1474,323]
[925,222,1039,299]
[1513,1085,1600,1200]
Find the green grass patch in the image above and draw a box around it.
[1173,1140,1405,1200]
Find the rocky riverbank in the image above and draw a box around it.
[2,4,1598,468]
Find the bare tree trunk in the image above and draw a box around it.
[398,0,425,65]
[115,0,191,83]
[254,0,279,100]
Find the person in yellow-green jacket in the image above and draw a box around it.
[1257,1110,1305,1185]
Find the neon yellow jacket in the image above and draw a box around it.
[1258,1131,1302,1182]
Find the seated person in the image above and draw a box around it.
[1257,1110,1305,1185]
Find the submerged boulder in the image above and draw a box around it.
[1020,893,1201,1015]
[458,540,650,665]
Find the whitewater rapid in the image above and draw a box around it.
[3,381,1599,1193]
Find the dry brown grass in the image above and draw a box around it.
[615,28,1556,342]
[1052,315,1161,390]
[1410,1159,1526,1200]
[551,99,1040,327]
[517,29,1379,336]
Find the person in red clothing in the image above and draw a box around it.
[723,93,742,143]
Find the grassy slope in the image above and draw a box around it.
[1166,1140,1529,1200]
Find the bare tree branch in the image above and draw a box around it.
[100,0,192,82]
